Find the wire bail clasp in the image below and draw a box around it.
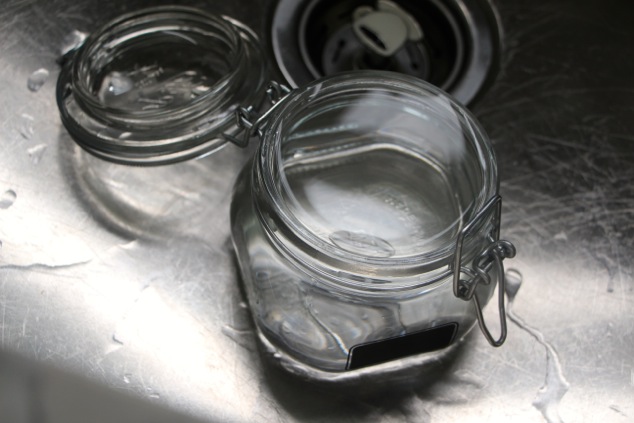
[223,81,292,148]
[452,195,516,347]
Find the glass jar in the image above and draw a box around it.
[230,72,515,377]
[55,6,515,380]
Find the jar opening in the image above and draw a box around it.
[258,72,497,279]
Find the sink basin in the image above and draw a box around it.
[0,0,632,421]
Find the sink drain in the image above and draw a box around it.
[271,0,502,105]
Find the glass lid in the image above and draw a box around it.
[56,6,268,165]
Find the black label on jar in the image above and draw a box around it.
[346,323,458,370]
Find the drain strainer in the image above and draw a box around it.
[271,0,502,105]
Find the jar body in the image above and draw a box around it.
[231,72,503,375]
[232,160,499,374]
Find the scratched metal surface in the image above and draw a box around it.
[0,0,633,422]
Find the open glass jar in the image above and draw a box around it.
[231,72,515,376]
[56,6,515,379]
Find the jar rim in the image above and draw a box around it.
[255,71,498,285]
[56,6,268,165]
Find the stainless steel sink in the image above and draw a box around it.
[0,0,632,422]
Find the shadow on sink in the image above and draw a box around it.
[0,348,206,423]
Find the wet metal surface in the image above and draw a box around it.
[0,0,633,422]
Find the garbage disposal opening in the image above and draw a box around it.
[271,0,502,106]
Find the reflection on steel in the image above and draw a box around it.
[0,0,633,422]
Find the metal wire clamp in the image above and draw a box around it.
[452,195,516,347]
[222,81,292,147]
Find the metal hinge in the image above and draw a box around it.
[222,81,292,148]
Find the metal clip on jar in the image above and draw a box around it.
[56,6,515,380]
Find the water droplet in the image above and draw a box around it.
[265,214,278,232]
[19,114,34,139]
[0,190,17,209]
[112,333,124,345]
[123,374,132,384]
[238,301,248,309]
[60,30,87,56]
[27,144,47,164]
[98,71,134,102]
[609,405,627,417]
[145,387,160,399]
[272,352,282,360]
[505,268,570,423]
[505,268,523,302]
[191,85,210,97]
[27,68,49,92]
[221,325,254,350]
